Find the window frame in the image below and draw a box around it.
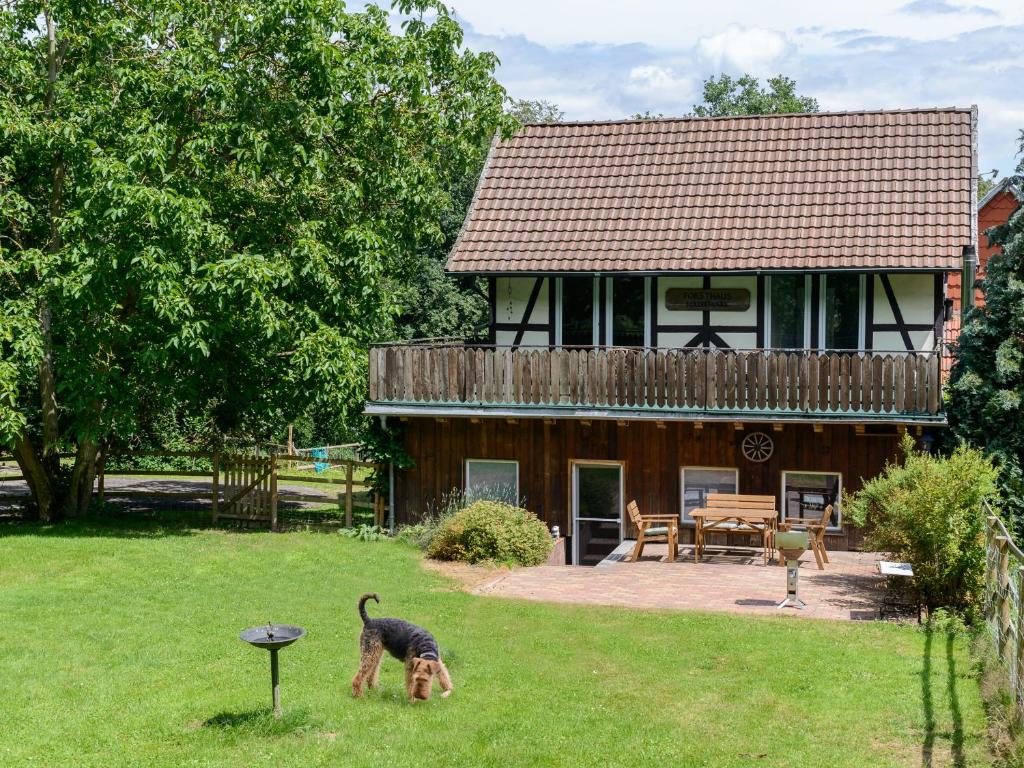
[679,466,740,526]
[818,274,866,351]
[604,276,651,348]
[780,469,843,531]
[765,273,809,350]
[464,458,520,505]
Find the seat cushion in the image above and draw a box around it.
[643,526,669,537]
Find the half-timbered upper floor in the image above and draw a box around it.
[366,108,977,424]
[486,271,949,354]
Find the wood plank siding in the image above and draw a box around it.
[393,418,910,550]
[369,345,944,421]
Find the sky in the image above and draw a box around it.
[381,0,1024,178]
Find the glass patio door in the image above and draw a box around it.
[572,462,623,566]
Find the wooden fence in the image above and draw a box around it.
[985,507,1024,717]
[369,345,944,417]
[0,450,386,531]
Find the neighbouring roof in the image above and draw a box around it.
[446,108,975,274]
[979,176,1022,210]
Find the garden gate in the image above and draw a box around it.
[214,454,278,529]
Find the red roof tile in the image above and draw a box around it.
[447,108,975,273]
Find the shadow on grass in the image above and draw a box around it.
[920,628,967,768]
[0,509,206,539]
[203,707,320,736]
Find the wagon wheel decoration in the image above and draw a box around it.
[741,431,774,463]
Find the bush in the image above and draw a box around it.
[339,524,388,542]
[426,500,553,566]
[846,434,998,619]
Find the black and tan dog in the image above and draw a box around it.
[351,593,453,702]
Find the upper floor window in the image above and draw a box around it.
[610,276,646,347]
[823,274,862,350]
[769,275,806,349]
[562,277,595,347]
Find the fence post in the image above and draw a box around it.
[97,453,105,504]
[987,516,998,622]
[999,536,1011,662]
[345,461,353,528]
[211,452,220,521]
[1015,566,1024,711]
[269,455,278,532]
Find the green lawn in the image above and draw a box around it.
[0,516,991,767]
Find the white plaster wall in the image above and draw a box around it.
[872,274,935,351]
[495,277,550,325]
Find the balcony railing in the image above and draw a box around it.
[368,344,944,420]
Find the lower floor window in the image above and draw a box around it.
[465,460,519,505]
[782,471,841,528]
[681,467,738,524]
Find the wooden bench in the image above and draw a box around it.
[691,493,778,565]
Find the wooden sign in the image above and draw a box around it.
[665,287,751,312]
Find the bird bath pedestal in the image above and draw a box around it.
[775,531,809,610]
[239,623,306,718]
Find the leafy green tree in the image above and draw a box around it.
[391,97,562,343]
[948,134,1024,526]
[691,74,819,117]
[978,170,1000,200]
[507,98,564,124]
[0,0,512,520]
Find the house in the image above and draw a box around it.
[976,177,1021,303]
[367,107,977,565]
[944,176,1020,352]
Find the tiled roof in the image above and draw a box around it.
[447,108,975,273]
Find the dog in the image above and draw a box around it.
[351,593,453,702]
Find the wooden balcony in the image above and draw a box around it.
[367,345,945,422]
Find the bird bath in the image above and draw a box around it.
[775,531,809,610]
[240,623,306,718]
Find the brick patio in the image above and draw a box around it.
[474,545,888,622]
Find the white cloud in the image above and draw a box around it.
[439,1,1022,48]
[624,65,695,98]
[900,0,998,16]
[696,26,789,75]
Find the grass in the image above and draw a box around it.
[0,514,993,767]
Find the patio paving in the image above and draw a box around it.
[474,544,887,622]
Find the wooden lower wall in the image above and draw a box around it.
[394,417,919,551]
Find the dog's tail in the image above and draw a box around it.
[358,593,380,623]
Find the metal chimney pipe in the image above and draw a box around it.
[962,244,978,310]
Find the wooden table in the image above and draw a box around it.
[691,508,779,565]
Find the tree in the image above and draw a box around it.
[947,132,1024,526]
[691,74,819,117]
[978,170,1000,200]
[507,98,564,124]
[0,0,512,520]
[391,97,563,344]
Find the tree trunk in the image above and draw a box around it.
[63,439,99,518]
[38,8,63,477]
[12,433,56,522]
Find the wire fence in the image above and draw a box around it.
[984,503,1024,714]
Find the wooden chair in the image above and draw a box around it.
[699,493,778,565]
[626,500,679,562]
[778,504,833,570]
